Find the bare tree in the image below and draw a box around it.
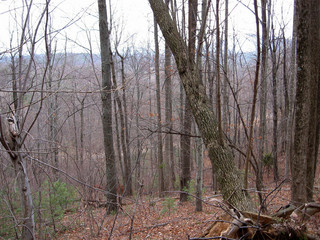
[180,0,197,202]
[154,16,165,197]
[164,0,176,189]
[148,0,253,211]
[243,0,261,192]
[97,0,118,212]
[0,1,51,238]
[257,0,268,187]
[270,18,279,181]
[222,0,229,134]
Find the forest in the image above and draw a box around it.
[0,0,319,239]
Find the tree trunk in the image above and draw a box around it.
[291,0,320,204]
[180,0,198,202]
[216,0,223,144]
[97,0,118,212]
[282,30,289,165]
[285,0,297,179]
[111,55,125,186]
[257,0,268,188]
[195,126,203,212]
[164,5,176,188]
[270,23,279,182]
[117,52,133,196]
[149,0,253,211]
[243,0,261,191]
[223,0,229,134]
[14,153,35,240]
[154,17,165,197]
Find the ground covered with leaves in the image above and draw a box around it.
[57,182,320,240]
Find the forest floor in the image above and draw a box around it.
[58,178,320,239]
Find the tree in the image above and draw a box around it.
[148,0,253,211]
[291,0,320,204]
[222,0,229,134]
[116,50,133,196]
[154,16,165,197]
[270,19,279,181]
[285,0,298,179]
[0,1,52,238]
[180,0,197,202]
[257,0,268,186]
[97,0,118,213]
[164,0,176,189]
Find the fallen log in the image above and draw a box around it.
[200,202,320,240]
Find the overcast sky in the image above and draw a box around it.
[0,0,293,55]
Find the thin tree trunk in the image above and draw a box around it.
[194,0,207,212]
[79,98,85,166]
[180,0,197,202]
[111,56,125,185]
[164,2,176,188]
[270,22,279,181]
[216,0,223,144]
[244,0,261,191]
[258,0,268,187]
[117,51,133,196]
[135,67,142,190]
[97,0,117,212]
[223,0,229,134]
[195,126,203,211]
[14,154,35,240]
[285,0,297,179]
[282,31,289,158]
[154,17,165,197]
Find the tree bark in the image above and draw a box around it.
[117,52,133,196]
[154,17,165,197]
[285,0,297,179]
[148,0,253,211]
[270,22,279,181]
[216,0,223,144]
[97,0,118,212]
[257,0,268,187]
[291,0,320,204]
[180,0,197,202]
[164,4,176,188]
[223,0,229,134]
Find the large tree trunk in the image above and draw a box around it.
[291,0,320,204]
[97,0,118,212]
[148,0,253,211]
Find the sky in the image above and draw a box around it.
[0,0,293,55]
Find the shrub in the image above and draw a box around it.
[35,179,79,237]
[0,190,21,239]
[263,153,273,167]
[161,197,176,215]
